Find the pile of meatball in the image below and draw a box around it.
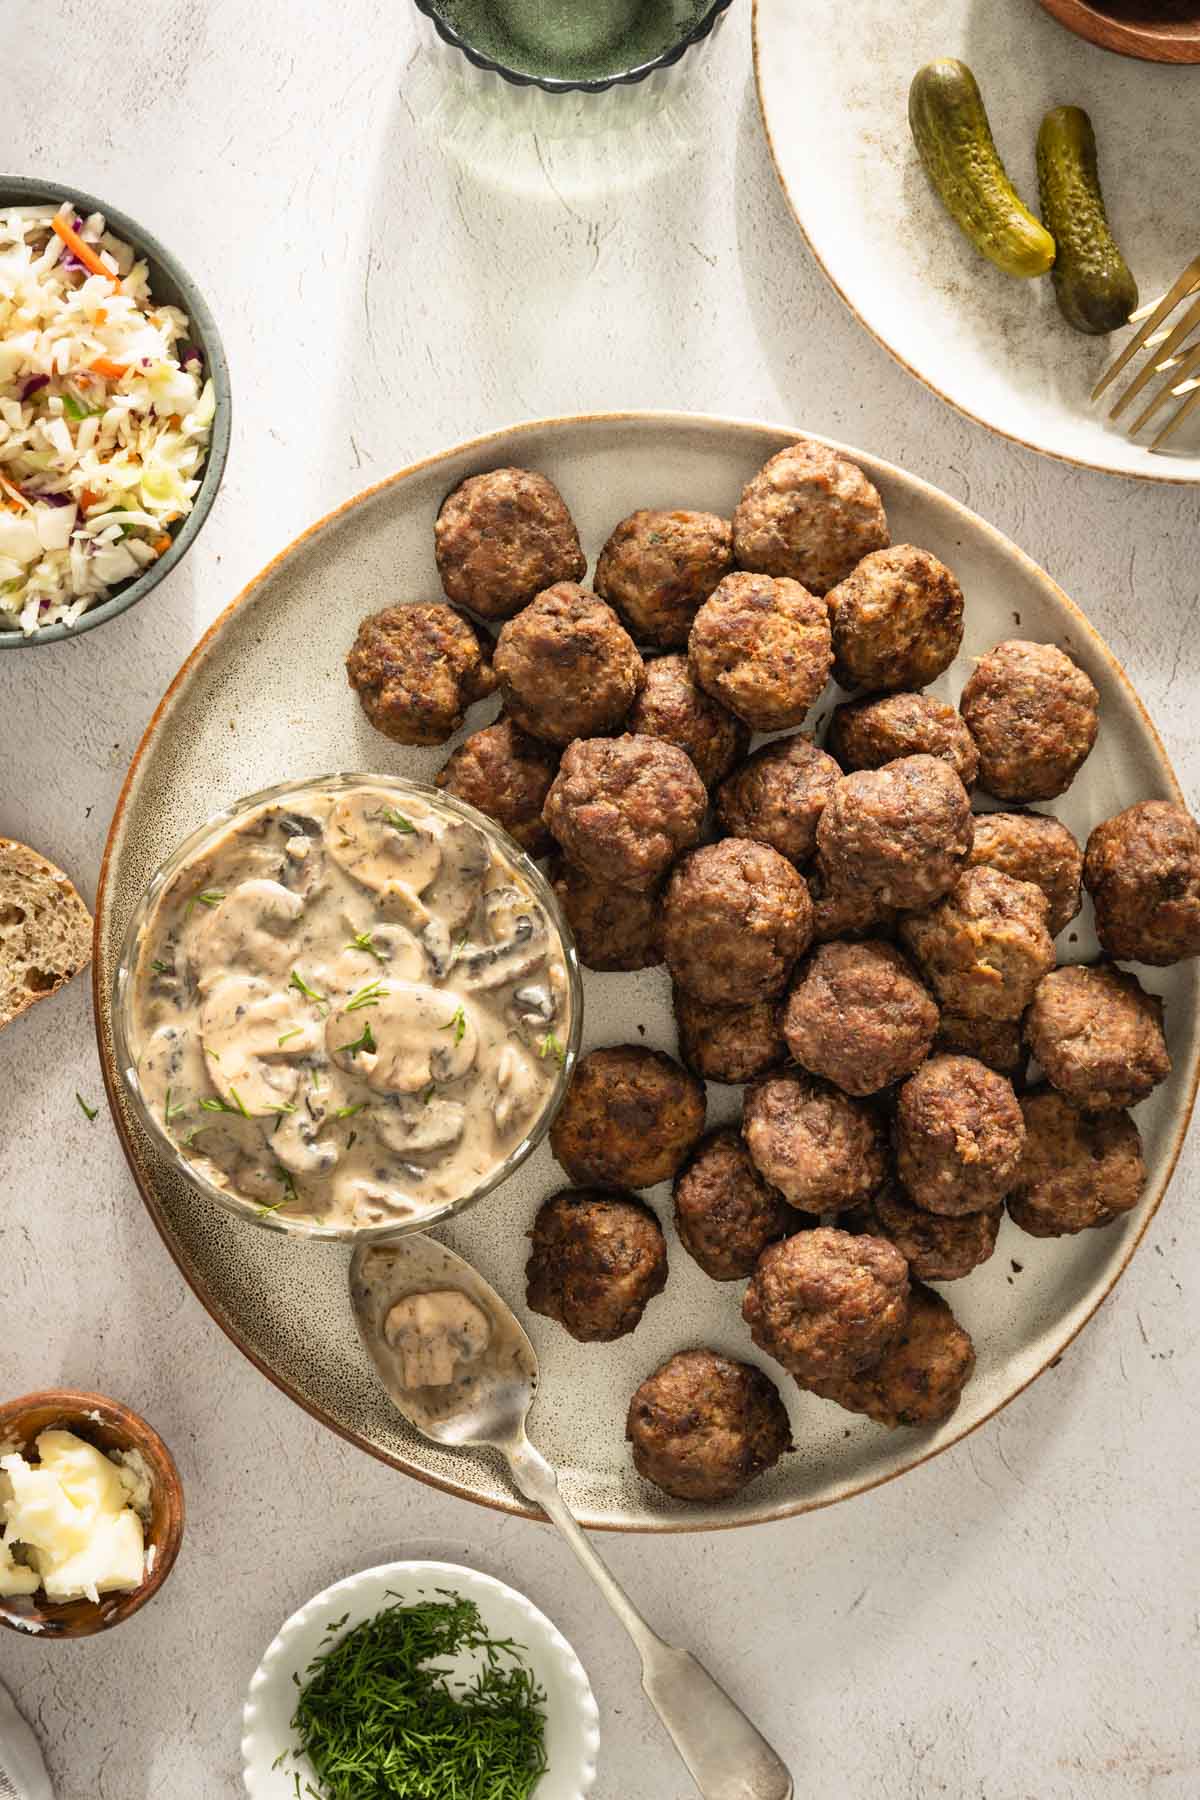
[345,441,1200,1507]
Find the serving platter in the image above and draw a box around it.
[94,412,1199,1531]
[753,0,1200,482]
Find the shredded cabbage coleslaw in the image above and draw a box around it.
[0,200,214,635]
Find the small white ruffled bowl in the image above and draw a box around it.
[242,1559,600,1799]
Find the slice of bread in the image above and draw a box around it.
[0,838,93,1031]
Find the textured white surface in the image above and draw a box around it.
[0,3,1197,1797]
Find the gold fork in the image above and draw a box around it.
[1092,252,1200,451]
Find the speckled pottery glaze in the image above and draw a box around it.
[0,176,231,648]
[94,413,1199,1532]
[753,0,1200,482]
[241,1560,600,1798]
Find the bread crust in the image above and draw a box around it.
[0,838,93,1031]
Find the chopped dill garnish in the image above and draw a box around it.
[150,958,170,975]
[185,888,225,917]
[75,1092,99,1121]
[345,931,386,964]
[338,1022,377,1058]
[333,1103,366,1119]
[278,1027,303,1047]
[289,970,329,1015]
[380,807,416,835]
[164,1087,188,1124]
[440,1005,467,1045]
[345,979,385,1012]
[538,1031,566,1067]
[288,1592,548,1800]
[421,1082,436,1105]
[274,1101,298,1116]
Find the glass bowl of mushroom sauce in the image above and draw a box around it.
[112,775,582,1240]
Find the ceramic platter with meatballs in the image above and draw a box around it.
[95,414,1200,1530]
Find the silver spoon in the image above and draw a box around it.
[350,1235,794,1800]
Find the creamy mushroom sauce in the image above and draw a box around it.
[129,784,571,1229]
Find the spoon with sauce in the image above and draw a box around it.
[350,1236,793,1800]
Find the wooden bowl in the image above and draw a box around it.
[1037,0,1200,62]
[0,1390,184,1638]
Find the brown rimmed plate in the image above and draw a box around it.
[94,413,1199,1531]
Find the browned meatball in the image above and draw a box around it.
[828,693,979,787]
[688,572,832,732]
[827,546,964,694]
[960,641,1099,802]
[742,1073,886,1212]
[896,1055,1025,1215]
[526,1189,667,1343]
[626,1350,792,1502]
[345,603,496,746]
[815,756,974,913]
[626,653,749,788]
[435,717,558,855]
[594,509,733,648]
[550,1045,706,1190]
[933,1011,1025,1078]
[1025,964,1170,1112]
[661,839,813,1006]
[806,866,899,945]
[434,467,586,622]
[849,1183,1001,1282]
[493,584,643,746]
[967,811,1084,939]
[542,735,706,891]
[673,1128,802,1281]
[1008,1087,1146,1237]
[549,856,661,972]
[783,941,937,1096]
[715,736,842,866]
[731,439,889,595]
[900,867,1055,1021]
[743,1227,909,1384]
[806,1283,975,1427]
[1084,801,1200,966]
[673,986,786,1085]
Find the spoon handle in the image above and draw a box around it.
[506,1438,793,1800]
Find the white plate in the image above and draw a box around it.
[241,1559,599,1800]
[95,413,1199,1531]
[753,0,1200,482]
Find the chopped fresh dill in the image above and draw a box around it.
[288,1592,548,1800]
[345,931,386,964]
[333,1103,366,1119]
[278,1027,303,1047]
[538,1031,566,1067]
[380,807,416,835]
[75,1092,99,1121]
[150,958,170,975]
[289,970,329,1015]
[164,1087,188,1124]
[185,888,225,917]
[345,979,384,1013]
[204,1044,221,1063]
[421,1082,436,1105]
[310,1067,324,1093]
[440,1005,467,1045]
[338,1021,376,1058]
[274,1101,298,1116]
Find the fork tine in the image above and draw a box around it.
[1129,341,1200,433]
[1151,380,1200,452]
[1091,252,1200,402]
[1110,293,1200,419]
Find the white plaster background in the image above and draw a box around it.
[0,2,1197,1795]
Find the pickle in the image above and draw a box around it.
[1037,106,1138,335]
[909,59,1056,279]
